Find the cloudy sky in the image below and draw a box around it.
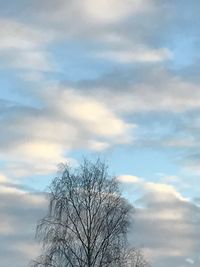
[1,1,200,266]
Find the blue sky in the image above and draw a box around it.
[1,1,200,267]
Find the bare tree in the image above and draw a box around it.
[121,248,149,267]
[32,159,133,267]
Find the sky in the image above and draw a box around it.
[0,1,200,267]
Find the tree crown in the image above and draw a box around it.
[32,159,133,267]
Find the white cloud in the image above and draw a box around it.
[25,0,156,28]
[97,47,172,63]
[11,141,64,162]
[83,0,154,23]
[118,175,141,183]
[144,182,187,202]
[60,90,134,138]
[0,184,25,195]
[42,87,135,144]
[0,19,52,50]
[0,174,7,183]
[0,18,55,72]
[0,86,135,179]
[117,169,186,199]
[186,258,195,264]
[87,140,110,151]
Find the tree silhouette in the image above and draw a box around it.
[32,160,150,267]
[31,159,148,267]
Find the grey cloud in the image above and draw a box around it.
[71,66,200,113]
[130,191,200,267]
[0,186,47,267]
[0,0,200,77]
[0,1,184,58]
[1,180,200,267]
[0,0,198,65]
[0,17,55,74]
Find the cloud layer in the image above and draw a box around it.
[118,176,200,267]
[1,177,200,267]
